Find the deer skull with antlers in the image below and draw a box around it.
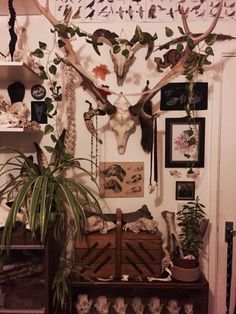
[33,0,223,156]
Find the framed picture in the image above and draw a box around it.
[160,82,208,111]
[31,84,46,100]
[176,181,195,200]
[31,101,48,124]
[99,162,144,198]
[165,117,205,168]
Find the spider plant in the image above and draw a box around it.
[0,129,101,247]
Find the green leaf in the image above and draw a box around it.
[58,39,65,48]
[44,146,54,153]
[165,27,173,37]
[39,70,48,80]
[31,48,44,58]
[49,65,57,75]
[183,129,194,137]
[39,41,47,50]
[44,124,54,135]
[67,27,76,37]
[184,154,191,159]
[51,134,57,143]
[205,46,214,56]
[45,97,52,106]
[205,34,217,46]
[178,26,185,35]
[186,37,195,50]
[176,43,184,52]
[53,58,62,65]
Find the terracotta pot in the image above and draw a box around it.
[173,256,198,269]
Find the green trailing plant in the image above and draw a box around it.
[177,196,206,259]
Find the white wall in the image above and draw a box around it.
[1,2,236,312]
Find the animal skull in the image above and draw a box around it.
[75,294,93,314]
[184,303,194,314]
[94,296,110,314]
[109,93,136,155]
[167,299,181,314]
[113,297,127,314]
[131,297,145,314]
[148,297,163,314]
[109,30,135,86]
[123,217,158,233]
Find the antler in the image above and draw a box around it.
[34,0,116,115]
[129,0,223,119]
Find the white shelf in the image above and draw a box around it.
[0,0,41,16]
[0,62,42,85]
[0,127,43,134]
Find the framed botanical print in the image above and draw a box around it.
[165,117,205,168]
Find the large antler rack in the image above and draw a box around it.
[129,0,223,118]
[34,0,116,115]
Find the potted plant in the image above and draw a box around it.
[172,196,208,281]
[0,129,101,311]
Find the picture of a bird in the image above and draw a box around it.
[98,6,108,16]
[157,5,166,11]
[86,9,95,19]
[138,6,144,19]
[118,6,124,19]
[72,6,82,19]
[86,0,95,9]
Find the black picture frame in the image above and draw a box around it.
[31,84,46,100]
[160,82,208,111]
[31,101,48,124]
[165,117,205,168]
[176,181,195,200]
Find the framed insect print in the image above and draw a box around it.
[160,82,208,111]
[176,181,195,200]
[99,162,144,198]
[165,117,205,168]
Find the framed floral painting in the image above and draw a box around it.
[165,117,205,168]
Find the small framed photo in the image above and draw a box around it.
[165,117,205,168]
[176,181,195,200]
[31,84,46,100]
[160,82,208,111]
[31,101,48,124]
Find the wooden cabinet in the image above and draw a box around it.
[71,276,209,314]
[0,224,60,314]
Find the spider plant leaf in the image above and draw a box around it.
[1,177,37,247]
[63,177,100,212]
[34,142,49,171]
[50,129,66,167]
[57,181,84,234]
[40,178,55,242]
[28,176,44,232]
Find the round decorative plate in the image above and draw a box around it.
[31,84,46,100]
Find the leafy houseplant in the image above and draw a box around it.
[177,196,206,260]
[0,129,101,310]
[171,196,207,282]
